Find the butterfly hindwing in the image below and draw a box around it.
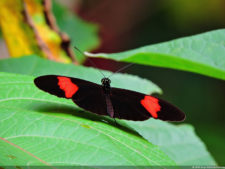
[110,88,149,121]
[71,83,108,116]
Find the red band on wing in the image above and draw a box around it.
[140,96,161,118]
[57,77,79,98]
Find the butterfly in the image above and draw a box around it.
[34,75,185,121]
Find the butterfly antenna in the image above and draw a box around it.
[107,63,134,78]
[73,46,106,77]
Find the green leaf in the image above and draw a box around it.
[86,29,225,80]
[0,72,175,166]
[122,120,217,165]
[52,1,100,63]
[0,55,161,94]
[0,56,216,165]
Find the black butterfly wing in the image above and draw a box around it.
[110,87,185,121]
[34,75,108,116]
[72,83,108,116]
[34,75,185,121]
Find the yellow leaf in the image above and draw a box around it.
[0,0,75,63]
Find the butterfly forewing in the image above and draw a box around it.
[34,75,66,98]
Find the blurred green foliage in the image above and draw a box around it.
[162,0,225,32]
[52,1,100,63]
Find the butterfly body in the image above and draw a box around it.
[34,75,185,121]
